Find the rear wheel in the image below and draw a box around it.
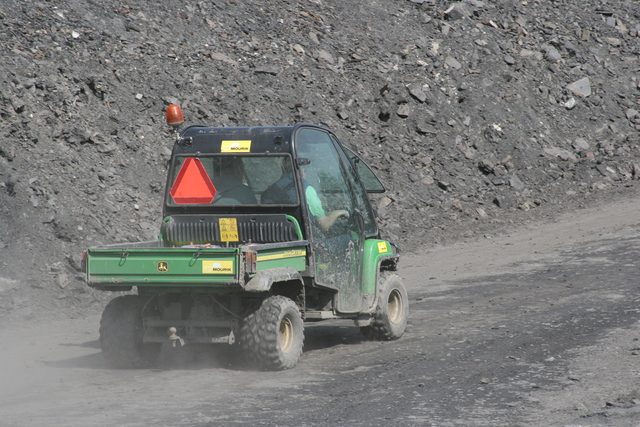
[99,295,161,368]
[239,295,304,370]
[360,273,408,340]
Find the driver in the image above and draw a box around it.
[300,166,348,232]
[261,158,348,231]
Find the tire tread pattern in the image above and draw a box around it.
[360,273,409,341]
[239,295,304,370]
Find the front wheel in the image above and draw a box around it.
[360,273,409,340]
[239,295,304,370]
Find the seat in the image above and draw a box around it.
[261,174,297,205]
[212,177,257,205]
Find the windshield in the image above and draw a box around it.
[167,155,299,206]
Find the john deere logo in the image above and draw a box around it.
[157,261,169,272]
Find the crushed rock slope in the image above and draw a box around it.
[0,0,639,322]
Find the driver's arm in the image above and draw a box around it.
[317,210,349,231]
[306,185,348,231]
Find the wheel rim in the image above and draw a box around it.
[388,289,403,325]
[279,315,294,353]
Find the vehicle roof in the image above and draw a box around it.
[175,123,329,155]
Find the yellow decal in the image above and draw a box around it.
[219,218,239,242]
[257,249,306,262]
[221,140,252,152]
[377,242,388,253]
[202,260,234,274]
[157,261,169,272]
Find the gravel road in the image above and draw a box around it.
[2,198,640,427]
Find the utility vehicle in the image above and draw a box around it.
[82,105,408,370]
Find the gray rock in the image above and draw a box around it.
[56,273,70,289]
[436,180,452,191]
[595,164,610,177]
[397,104,411,118]
[407,83,428,103]
[604,37,621,47]
[445,56,462,70]
[416,122,437,135]
[208,52,239,66]
[494,193,514,208]
[444,3,470,21]
[566,77,591,97]
[316,50,334,64]
[254,65,281,75]
[564,98,576,109]
[478,158,496,174]
[464,0,486,7]
[475,207,487,218]
[544,47,562,62]
[509,175,525,190]
[96,140,118,154]
[309,32,320,45]
[544,147,577,162]
[573,138,590,151]
[504,55,516,65]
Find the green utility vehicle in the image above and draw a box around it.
[82,105,408,370]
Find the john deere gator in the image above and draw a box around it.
[82,105,408,370]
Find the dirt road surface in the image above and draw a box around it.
[2,198,640,427]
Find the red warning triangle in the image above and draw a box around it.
[169,158,217,204]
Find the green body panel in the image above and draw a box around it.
[255,247,307,272]
[361,239,394,294]
[86,241,308,288]
[87,247,240,286]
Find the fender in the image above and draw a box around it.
[243,267,304,292]
[361,239,399,295]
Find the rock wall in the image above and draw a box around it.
[0,0,639,321]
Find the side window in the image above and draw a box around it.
[332,136,379,238]
[296,128,354,224]
[342,146,386,193]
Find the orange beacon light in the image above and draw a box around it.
[166,104,184,129]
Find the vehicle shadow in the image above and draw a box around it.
[42,323,368,371]
[303,323,367,352]
[155,344,244,371]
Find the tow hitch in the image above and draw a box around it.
[168,327,185,347]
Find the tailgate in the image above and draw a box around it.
[85,244,241,287]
